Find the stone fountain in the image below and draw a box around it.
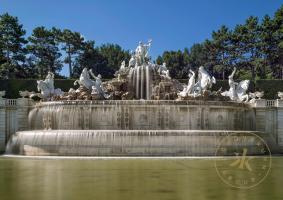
[5,41,272,156]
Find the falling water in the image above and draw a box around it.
[128,65,153,100]
[5,100,264,156]
[5,130,267,156]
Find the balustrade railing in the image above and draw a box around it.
[266,100,276,107]
[5,99,17,107]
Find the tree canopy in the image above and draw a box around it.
[0,5,283,80]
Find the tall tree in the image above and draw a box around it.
[57,29,85,77]
[188,43,209,70]
[98,44,130,75]
[268,6,283,79]
[159,50,189,79]
[210,25,233,80]
[27,26,62,78]
[0,13,27,78]
[73,41,108,78]
[233,17,261,80]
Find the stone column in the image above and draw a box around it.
[0,98,6,152]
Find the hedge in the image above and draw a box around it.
[0,79,75,98]
[0,79,282,99]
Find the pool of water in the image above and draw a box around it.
[0,156,282,200]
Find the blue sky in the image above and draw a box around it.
[0,0,282,76]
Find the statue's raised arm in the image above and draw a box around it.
[229,67,237,79]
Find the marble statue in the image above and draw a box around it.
[89,69,110,99]
[278,92,283,100]
[222,67,238,101]
[128,51,136,68]
[120,60,126,70]
[44,72,55,91]
[158,63,171,79]
[135,39,152,65]
[178,70,196,97]
[37,72,63,100]
[74,68,95,90]
[194,66,216,94]
[221,67,250,102]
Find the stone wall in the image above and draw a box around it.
[252,99,283,153]
[0,98,34,153]
[28,101,255,131]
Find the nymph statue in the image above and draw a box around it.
[120,60,126,70]
[89,69,110,99]
[226,67,238,101]
[178,69,196,97]
[158,62,171,79]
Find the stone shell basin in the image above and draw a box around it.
[28,100,256,131]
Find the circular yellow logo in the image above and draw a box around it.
[214,132,272,189]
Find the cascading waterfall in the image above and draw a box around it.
[5,130,266,156]
[128,65,153,100]
[4,99,270,156]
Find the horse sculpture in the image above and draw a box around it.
[235,80,250,102]
[74,68,95,90]
[194,66,216,94]
[74,68,110,99]
[37,75,63,100]
[221,68,250,102]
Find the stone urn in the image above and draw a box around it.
[0,91,5,99]
[255,91,264,99]
[278,91,283,100]
[19,90,30,98]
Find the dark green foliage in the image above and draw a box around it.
[156,5,283,81]
[27,27,62,78]
[255,80,283,99]
[0,13,27,79]
[158,50,189,79]
[73,42,130,79]
[0,79,74,98]
[1,5,283,81]
[57,29,85,77]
